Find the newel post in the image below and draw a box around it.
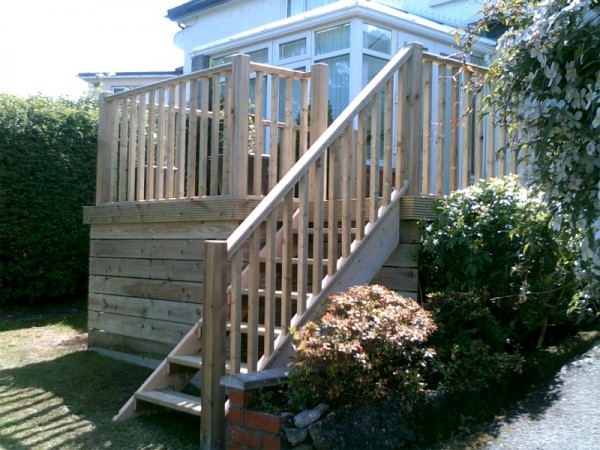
[96,92,114,205]
[230,54,251,199]
[308,63,329,199]
[403,43,424,196]
[201,240,228,449]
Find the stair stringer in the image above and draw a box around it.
[261,186,408,370]
[112,321,202,422]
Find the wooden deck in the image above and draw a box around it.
[85,43,514,446]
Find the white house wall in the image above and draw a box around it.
[174,0,285,69]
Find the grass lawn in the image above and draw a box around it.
[0,311,200,449]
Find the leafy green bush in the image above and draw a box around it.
[466,0,600,319]
[0,94,98,306]
[287,285,436,411]
[423,291,525,389]
[419,176,579,348]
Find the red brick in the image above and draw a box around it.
[228,405,244,425]
[229,389,255,407]
[229,424,262,448]
[226,444,245,450]
[246,410,282,434]
[261,434,282,450]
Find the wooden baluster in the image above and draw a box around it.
[146,89,157,200]
[229,251,242,374]
[382,78,393,204]
[268,74,280,190]
[247,231,260,372]
[356,109,367,241]
[461,71,473,189]
[136,93,146,201]
[253,71,265,195]
[449,67,460,192]
[199,77,210,197]
[421,60,432,195]
[436,64,448,196]
[187,80,199,197]
[210,74,221,195]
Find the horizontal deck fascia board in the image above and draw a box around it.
[84,196,438,224]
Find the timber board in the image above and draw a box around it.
[89,293,202,323]
[399,220,420,244]
[88,275,202,302]
[88,310,192,345]
[90,239,205,260]
[83,198,262,224]
[383,243,419,268]
[88,330,176,360]
[399,196,439,220]
[371,267,418,292]
[89,257,202,282]
[90,221,237,240]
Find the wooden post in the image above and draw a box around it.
[230,54,250,198]
[402,43,423,197]
[201,240,228,449]
[309,63,329,199]
[96,92,113,205]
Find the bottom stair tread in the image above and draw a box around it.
[135,390,202,416]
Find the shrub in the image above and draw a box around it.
[467,0,600,319]
[287,285,436,411]
[423,291,525,389]
[419,176,579,348]
[0,94,98,307]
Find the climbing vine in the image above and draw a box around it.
[470,0,600,319]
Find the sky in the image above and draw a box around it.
[0,0,185,99]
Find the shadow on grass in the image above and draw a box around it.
[0,310,88,333]
[0,350,200,449]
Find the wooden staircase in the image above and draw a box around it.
[112,43,425,448]
[112,192,407,421]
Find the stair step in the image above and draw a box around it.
[135,390,202,416]
[167,354,251,374]
[168,354,201,368]
[239,288,307,299]
[258,256,330,265]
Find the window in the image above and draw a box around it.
[316,54,349,118]
[279,38,307,60]
[211,48,269,67]
[315,23,350,55]
[248,48,269,64]
[362,55,388,87]
[363,23,392,55]
[287,0,337,16]
[112,87,128,94]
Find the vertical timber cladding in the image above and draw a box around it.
[84,200,243,360]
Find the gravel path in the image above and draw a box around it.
[481,343,600,450]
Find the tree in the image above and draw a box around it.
[467,0,600,320]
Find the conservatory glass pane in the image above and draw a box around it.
[317,54,350,118]
[315,23,350,55]
[363,23,392,55]
[279,38,307,59]
[362,55,388,87]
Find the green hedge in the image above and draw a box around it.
[0,94,98,307]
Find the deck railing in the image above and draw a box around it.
[421,53,515,195]
[95,57,324,205]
